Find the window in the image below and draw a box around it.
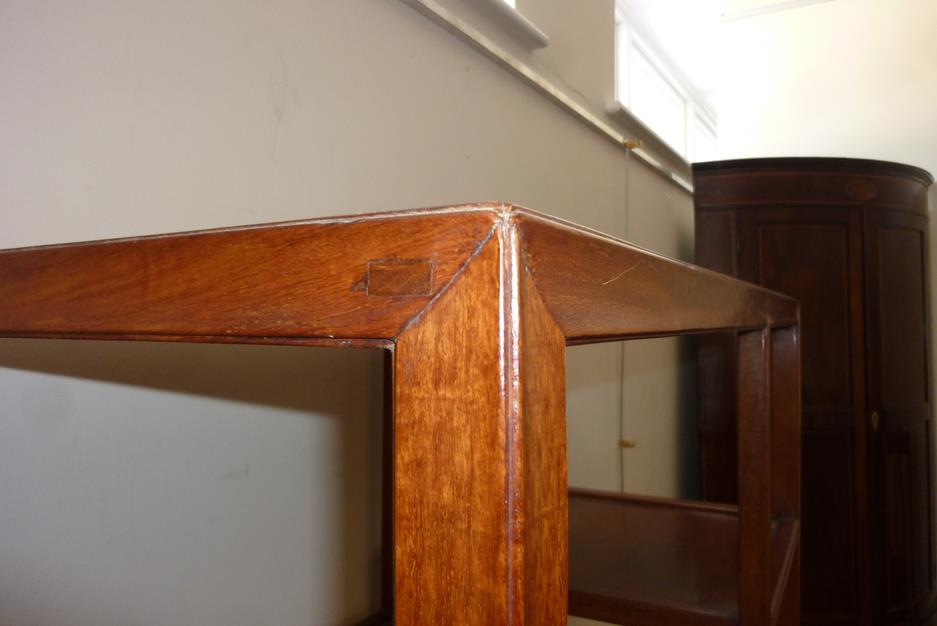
[628,40,688,156]
[690,113,717,162]
[614,5,717,162]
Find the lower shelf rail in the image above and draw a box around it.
[568,488,799,626]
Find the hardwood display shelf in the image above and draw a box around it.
[569,489,800,626]
[0,203,801,625]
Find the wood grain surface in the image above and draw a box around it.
[0,207,499,342]
[693,157,933,213]
[515,211,797,342]
[569,488,740,626]
[515,227,568,624]
[694,157,933,625]
[0,203,802,625]
[737,329,772,625]
[770,327,802,626]
[394,235,512,624]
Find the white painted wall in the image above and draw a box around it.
[0,1,696,624]
[718,0,937,175]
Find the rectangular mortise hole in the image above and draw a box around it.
[367,260,434,297]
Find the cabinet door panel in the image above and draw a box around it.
[696,210,740,503]
[739,207,870,625]
[876,228,929,407]
[756,224,852,408]
[864,211,936,624]
[802,431,858,615]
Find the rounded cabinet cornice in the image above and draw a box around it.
[693,157,932,215]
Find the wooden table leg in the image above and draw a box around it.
[393,230,568,625]
[738,328,772,624]
[738,325,803,625]
[771,326,802,625]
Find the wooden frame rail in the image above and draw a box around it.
[0,203,800,625]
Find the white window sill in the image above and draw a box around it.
[476,0,549,49]
[606,100,693,191]
[606,100,691,168]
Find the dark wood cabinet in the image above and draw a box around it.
[693,157,936,626]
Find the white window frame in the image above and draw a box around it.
[689,110,718,162]
[613,5,717,162]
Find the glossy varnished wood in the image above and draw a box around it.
[0,205,797,344]
[693,157,932,214]
[771,327,803,626]
[568,488,800,626]
[514,229,569,624]
[0,203,802,625]
[737,329,773,625]
[694,157,935,626]
[563,284,800,626]
[742,205,872,625]
[864,208,935,625]
[569,489,740,626]
[517,212,797,341]
[394,236,515,624]
[0,207,499,342]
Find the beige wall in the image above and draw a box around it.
[717,0,937,175]
[620,158,698,496]
[0,1,694,623]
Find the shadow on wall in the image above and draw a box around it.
[621,336,701,500]
[0,339,376,413]
[0,339,384,626]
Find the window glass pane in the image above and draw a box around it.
[629,45,687,156]
[691,117,718,162]
[615,19,629,104]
